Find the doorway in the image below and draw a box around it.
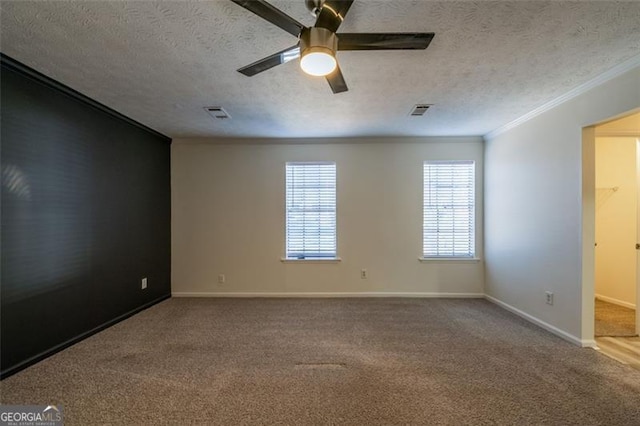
[594,132,638,337]
[585,110,640,367]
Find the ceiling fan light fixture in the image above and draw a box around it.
[300,47,336,76]
[299,27,338,77]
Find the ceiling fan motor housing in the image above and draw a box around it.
[300,27,338,59]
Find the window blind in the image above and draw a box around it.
[423,161,475,258]
[286,162,336,259]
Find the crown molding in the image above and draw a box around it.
[485,54,640,141]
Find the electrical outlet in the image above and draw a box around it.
[545,291,553,305]
[141,277,148,290]
[361,269,368,279]
[218,274,226,284]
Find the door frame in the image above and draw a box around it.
[636,137,640,333]
[582,110,640,343]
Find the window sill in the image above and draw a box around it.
[419,257,481,263]
[281,257,342,263]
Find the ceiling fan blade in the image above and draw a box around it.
[230,0,305,37]
[326,64,348,94]
[238,45,300,76]
[337,33,435,50]
[314,0,354,33]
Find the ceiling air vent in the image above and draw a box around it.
[409,104,432,117]
[204,106,231,120]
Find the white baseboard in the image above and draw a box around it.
[595,294,636,310]
[172,292,485,298]
[484,295,595,348]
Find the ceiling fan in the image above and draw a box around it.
[230,0,435,94]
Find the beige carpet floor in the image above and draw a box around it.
[595,299,637,337]
[2,298,640,425]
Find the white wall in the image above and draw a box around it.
[484,66,640,344]
[172,138,484,296]
[595,137,637,308]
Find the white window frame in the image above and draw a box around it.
[283,161,338,261]
[421,160,476,260]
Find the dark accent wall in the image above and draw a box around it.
[1,55,172,378]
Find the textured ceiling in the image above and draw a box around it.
[1,1,639,139]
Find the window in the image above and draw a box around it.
[285,162,337,259]
[423,161,475,258]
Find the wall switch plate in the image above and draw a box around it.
[361,269,368,279]
[545,291,553,305]
[141,277,147,290]
[218,274,226,284]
